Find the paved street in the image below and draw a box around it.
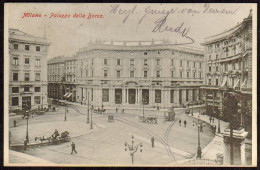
[9,104,214,165]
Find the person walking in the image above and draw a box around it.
[212,117,215,123]
[13,120,17,127]
[214,125,217,134]
[179,119,181,126]
[192,120,195,126]
[71,142,77,154]
[151,137,155,148]
[209,117,212,123]
[184,120,187,127]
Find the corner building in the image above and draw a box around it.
[201,11,252,135]
[9,29,50,111]
[75,41,204,108]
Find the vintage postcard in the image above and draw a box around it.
[4,3,257,167]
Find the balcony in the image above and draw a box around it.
[20,91,33,95]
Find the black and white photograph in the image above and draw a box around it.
[4,3,257,167]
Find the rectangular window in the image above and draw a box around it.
[171,71,174,78]
[35,87,41,92]
[170,90,174,103]
[144,52,147,55]
[216,54,218,60]
[35,73,40,81]
[186,90,189,102]
[187,61,189,66]
[200,72,202,79]
[156,70,160,77]
[200,63,202,68]
[180,60,183,66]
[24,86,30,92]
[91,59,94,65]
[209,66,211,72]
[216,66,218,71]
[34,96,41,104]
[130,59,134,65]
[117,59,120,65]
[225,63,228,71]
[155,90,161,103]
[12,87,19,93]
[117,70,120,78]
[187,72,189,78]
[36,46,40,51]
[209,55,211,61]
[104,70,108,77]
[130,71,134,78]
[86,70,88,77]
[36,59,40,66]
[12,97,19,106]
[232,62,235,70]
[180,71,182,78]
[102,89,109,102]
[25,58,30,65]
[25,45,29,51]
[208,79,211,85]
[144,59,148,65]
[216,79,219,86]
[144,71,147,78]
[171,59,174,66]
[14,44,18,50]
[193,62,196,68]
[104,59,108,65]
[24,73,30,81]
[193,72,196,78]
[156,59,160,65]
[13,57,19,65]
[92,70,94,77]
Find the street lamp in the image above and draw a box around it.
[87,92,90,123]
[90,105,93,129]
[25,110,29,143]
[197,120,202,159]
[125,135,143,164]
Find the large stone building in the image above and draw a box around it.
[9,28,50,111]
[74,40,204,108]
[48,41,204,108]
[201,11,252,134]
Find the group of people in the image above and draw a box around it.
[179,119,188,127]
[115,108,124,114]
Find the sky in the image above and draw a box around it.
[6,3,255,59]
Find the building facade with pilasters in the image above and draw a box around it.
[75,41,204,108]
[201,11,252,135]
[9,28,50,112]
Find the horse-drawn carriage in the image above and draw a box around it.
[35,131,71,144]
[164,107,176,121]
[139,116,157,124]
[94,108,106,114]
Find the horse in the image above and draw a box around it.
[35,136,52,143]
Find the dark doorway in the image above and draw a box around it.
[128,89,136,104]
[142,89,149,105]
[179,89,182,105]
[115,89,122,104]
[22,96,31,110]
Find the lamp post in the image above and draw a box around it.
[90,105,93,129]
[25,110,29,143]
[125,135,143,164]
[87,92,90,123]
[197,120,202,159]
[64,100,67,121]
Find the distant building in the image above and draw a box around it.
[9,28,50,111]
[75,40,204,108]
[201,11,252,134]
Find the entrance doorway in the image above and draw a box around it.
[142,89,149,105]
[115,89,122,104]
[128,89,136,104]
[22,96,31,110]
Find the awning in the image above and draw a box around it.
[221,76,227,87]
[233,79,240,89]
[67,93,72,98]
[240,78,247,88]
[63,93,69,97]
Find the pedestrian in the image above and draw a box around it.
[151,137,154,148]
[209,117,211,123]
[116,107,118,113]
[71,142,77,154]
[24,139,28,151]
[192,121,195,126]
[179,119,181,126]
[13,120,17,127]
[212,117,215,123]
[214,125,217,134]
[184,120,187,127]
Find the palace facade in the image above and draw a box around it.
[48,40,204,108]
[9,28,50,111]
[201,11,252,134]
